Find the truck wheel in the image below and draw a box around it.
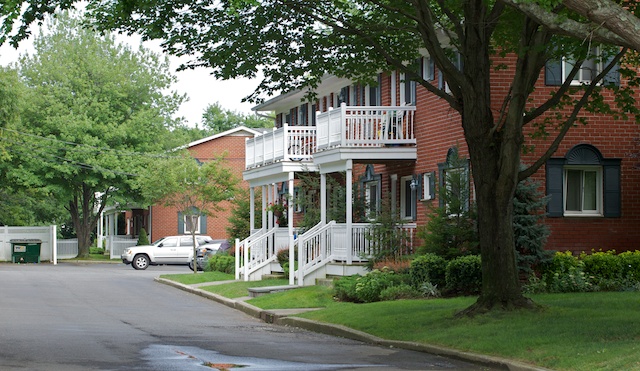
[132,254,150,270]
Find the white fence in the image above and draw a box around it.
[57,238,79,259]
[108,235,137,259]
[245,125,317,169]
[0,225,56,262]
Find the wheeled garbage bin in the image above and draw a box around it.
[11,239,42,263]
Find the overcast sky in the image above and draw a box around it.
[0,32,260,128]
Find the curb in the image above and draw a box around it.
[155,278,553,371]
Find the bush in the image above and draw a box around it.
[581,250,623,280]
[619,250,640,280]
[89,247,104,255]
[137,228,150,246]
[445,255,481,295]
[333,275,361,302]
[379,284,422,301]
[355,268,408,303]
[409,253,447,289]
[206,253,235,274]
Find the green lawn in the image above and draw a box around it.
[160,274,640,370]
[160,271,234,285]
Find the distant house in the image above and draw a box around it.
[100,126,266,253]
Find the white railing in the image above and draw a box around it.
[236,227,292,281]
[245,125,317,169]
[296,221,417,285]
[57,238,79,259]
[316,103,417,150]
[108,235,137,259]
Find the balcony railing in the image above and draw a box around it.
[316,103,417,150]
[245,125,317,169]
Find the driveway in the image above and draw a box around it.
[0,263,496,370]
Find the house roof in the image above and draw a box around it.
[252,75,353,112]
[186,126,268,148]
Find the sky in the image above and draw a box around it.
[0,31,261,128]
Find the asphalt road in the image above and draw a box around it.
[0,262,494,371]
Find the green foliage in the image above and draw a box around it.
[89,247,104,255]
[332,275,360,302]
[354,268,408,303]
[581,250,623,280]
[618,251,640,280]
[365,197,411,270]
[445,255,482,295]
[136,228,149,246]
[418,150,479,260]
[200,102,273,134]
[379,284,422,301]
[226,188,262,242]
[409,253,447,289]
[205,253,235,274]
[513,175,552,275]
[9,12,186,256]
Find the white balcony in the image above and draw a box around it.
[246,124,317,169]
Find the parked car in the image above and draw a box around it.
[190,239,231,271]
[121,235,214,270]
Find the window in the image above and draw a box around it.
[368,74,382,106]
[400,73,416,106]
[546,47,620,86]
[178,207,207,234]
[179,236,194,247]
[294,187,303,212]
[438,147,470,215]
[400,176,418,220]
[422,172,436,201]
[422,56,435,81]
[360,164,381,218]
[546,144,620,218]
[183,214,201,234]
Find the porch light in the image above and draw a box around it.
[410,178,418,190]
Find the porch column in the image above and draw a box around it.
[249,186,255,232]
[320,173,327,225]
[346,159,353,265]
[262,185,268,231]
[288,172,295,285]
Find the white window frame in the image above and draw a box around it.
[422,56,435,81]
[562,47,601,85]
[365,180,380,219]
[183,214,201,234]
[399,73,416,106]
[422,172,433,201]
[563,166,603,216]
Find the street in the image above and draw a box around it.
[0,263,494,370]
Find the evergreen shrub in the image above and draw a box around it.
[333,275,361,302]
[445,255,482,295]
[379,284,422,301]
[409,253,447,289]
[354,268,408,303]
[136,228,150,246]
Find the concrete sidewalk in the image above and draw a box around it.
[156,277,553,371]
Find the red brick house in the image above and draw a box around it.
[237,51,640,285]
[100,126,265,254]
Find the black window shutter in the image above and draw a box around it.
[545,60,562,86]
[200,214,208,234]
[546,159,565,217]
[413,176,420,221]
[603,57,620,87]
[603,159,621,217]
[178,211,184,234]
[429,171,436,199]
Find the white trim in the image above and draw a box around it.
[563,166,603,217]
[186,126,264,148]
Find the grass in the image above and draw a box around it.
[160,273,640,370]
[160,271,234,285]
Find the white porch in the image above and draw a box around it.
[239,103,418,286]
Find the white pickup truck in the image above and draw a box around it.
[121,235,214,270]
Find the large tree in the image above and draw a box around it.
[9,12,185,257]
[3,1,639,312]
[201,102,273,134]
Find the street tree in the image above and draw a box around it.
[11,12,185,257]
[4,1,639,313]
[135,151,238,273]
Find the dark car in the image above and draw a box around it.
[188,239,231,271]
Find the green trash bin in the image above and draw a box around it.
[11,239,42,263]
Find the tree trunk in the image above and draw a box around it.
[68,183,104,258]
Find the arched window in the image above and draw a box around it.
[546,144,620,217]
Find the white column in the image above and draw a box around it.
[288,172,295,285]
[249,186,255,232]
[320,173,327,224]
[346,160,353,265]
